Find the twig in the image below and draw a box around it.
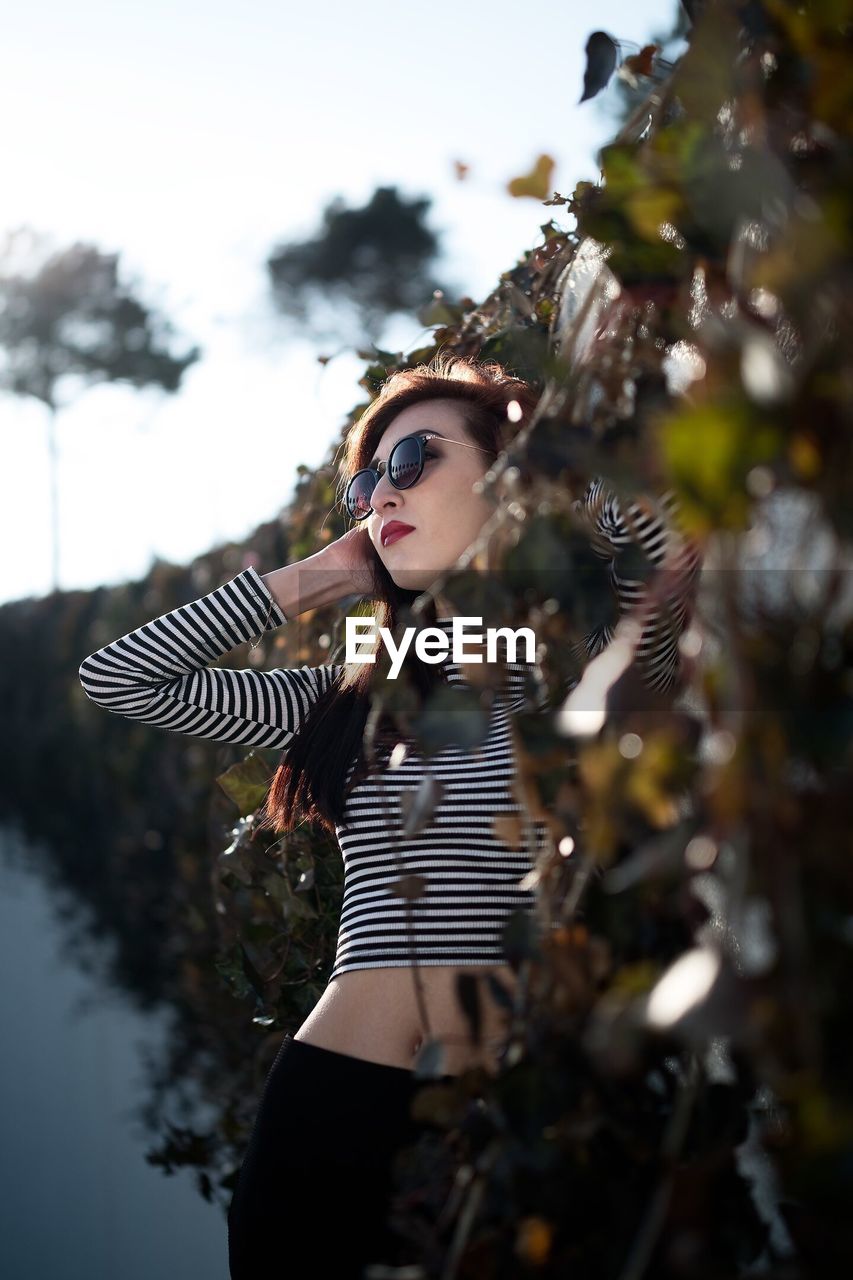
[616,1051,703,1280]
[439,1157,494,1280]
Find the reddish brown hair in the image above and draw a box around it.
[256,353,540,835]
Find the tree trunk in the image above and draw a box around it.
[47,405,59,593]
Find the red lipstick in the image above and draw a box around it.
[381,521,415,548]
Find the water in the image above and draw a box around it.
[0,822,229,1280]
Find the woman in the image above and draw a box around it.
[78,354,697,1277]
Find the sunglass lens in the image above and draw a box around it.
[346,471,376,519]
[346,437,423,517]
[389,436,422,488]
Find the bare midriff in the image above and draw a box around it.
[292,963,520,1076]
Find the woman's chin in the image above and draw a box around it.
[390,566,443,592]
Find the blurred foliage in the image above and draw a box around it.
[266,184,460,347]
[0,228,199,408]
[249,2,853,1273]
[0,527,347,1211]
[2,0,852,1274]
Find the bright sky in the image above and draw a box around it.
[1,0,682,605]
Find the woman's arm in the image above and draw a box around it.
[574,478,701,692]
[258,532,372,619]
[77,565,343,750]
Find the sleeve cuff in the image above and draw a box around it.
[239,564,289,629]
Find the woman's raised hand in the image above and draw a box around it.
[318,526,379,600]
[259,527,378,619]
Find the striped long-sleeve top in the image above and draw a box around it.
[78,482,699,980]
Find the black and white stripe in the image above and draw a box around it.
[574,479,701,692]
[331,635,544,977]
[78,484,697,978]
[78,568,334,751]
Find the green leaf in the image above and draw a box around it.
[216,753,271,815]
[263,871,317,920]
[660,399,781,531]
[501,514,584,613]
[238,941,267,1000]
[476,325,556,386]
[416,296,463,326]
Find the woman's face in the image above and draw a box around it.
[362,398,495,592]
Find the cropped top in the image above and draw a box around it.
[77,482,699,981]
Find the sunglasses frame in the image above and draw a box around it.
[344,431,493,522]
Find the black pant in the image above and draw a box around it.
[227,1033,456,1278]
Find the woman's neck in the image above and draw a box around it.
[432,592,459,620]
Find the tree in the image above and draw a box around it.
[0,229,201,593]
[266,184,459,348]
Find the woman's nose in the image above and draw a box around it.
[371,471,401,511]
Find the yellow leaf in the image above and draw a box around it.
[507,154,556,201]
[660,401,779,532]
[627,187,682,241]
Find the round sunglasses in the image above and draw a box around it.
[344,431,493,521]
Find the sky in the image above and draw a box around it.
[0,0,682,605]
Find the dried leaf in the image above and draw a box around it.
[493,811,524,850]
[621,43,660,81]
[388,874,428,901]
